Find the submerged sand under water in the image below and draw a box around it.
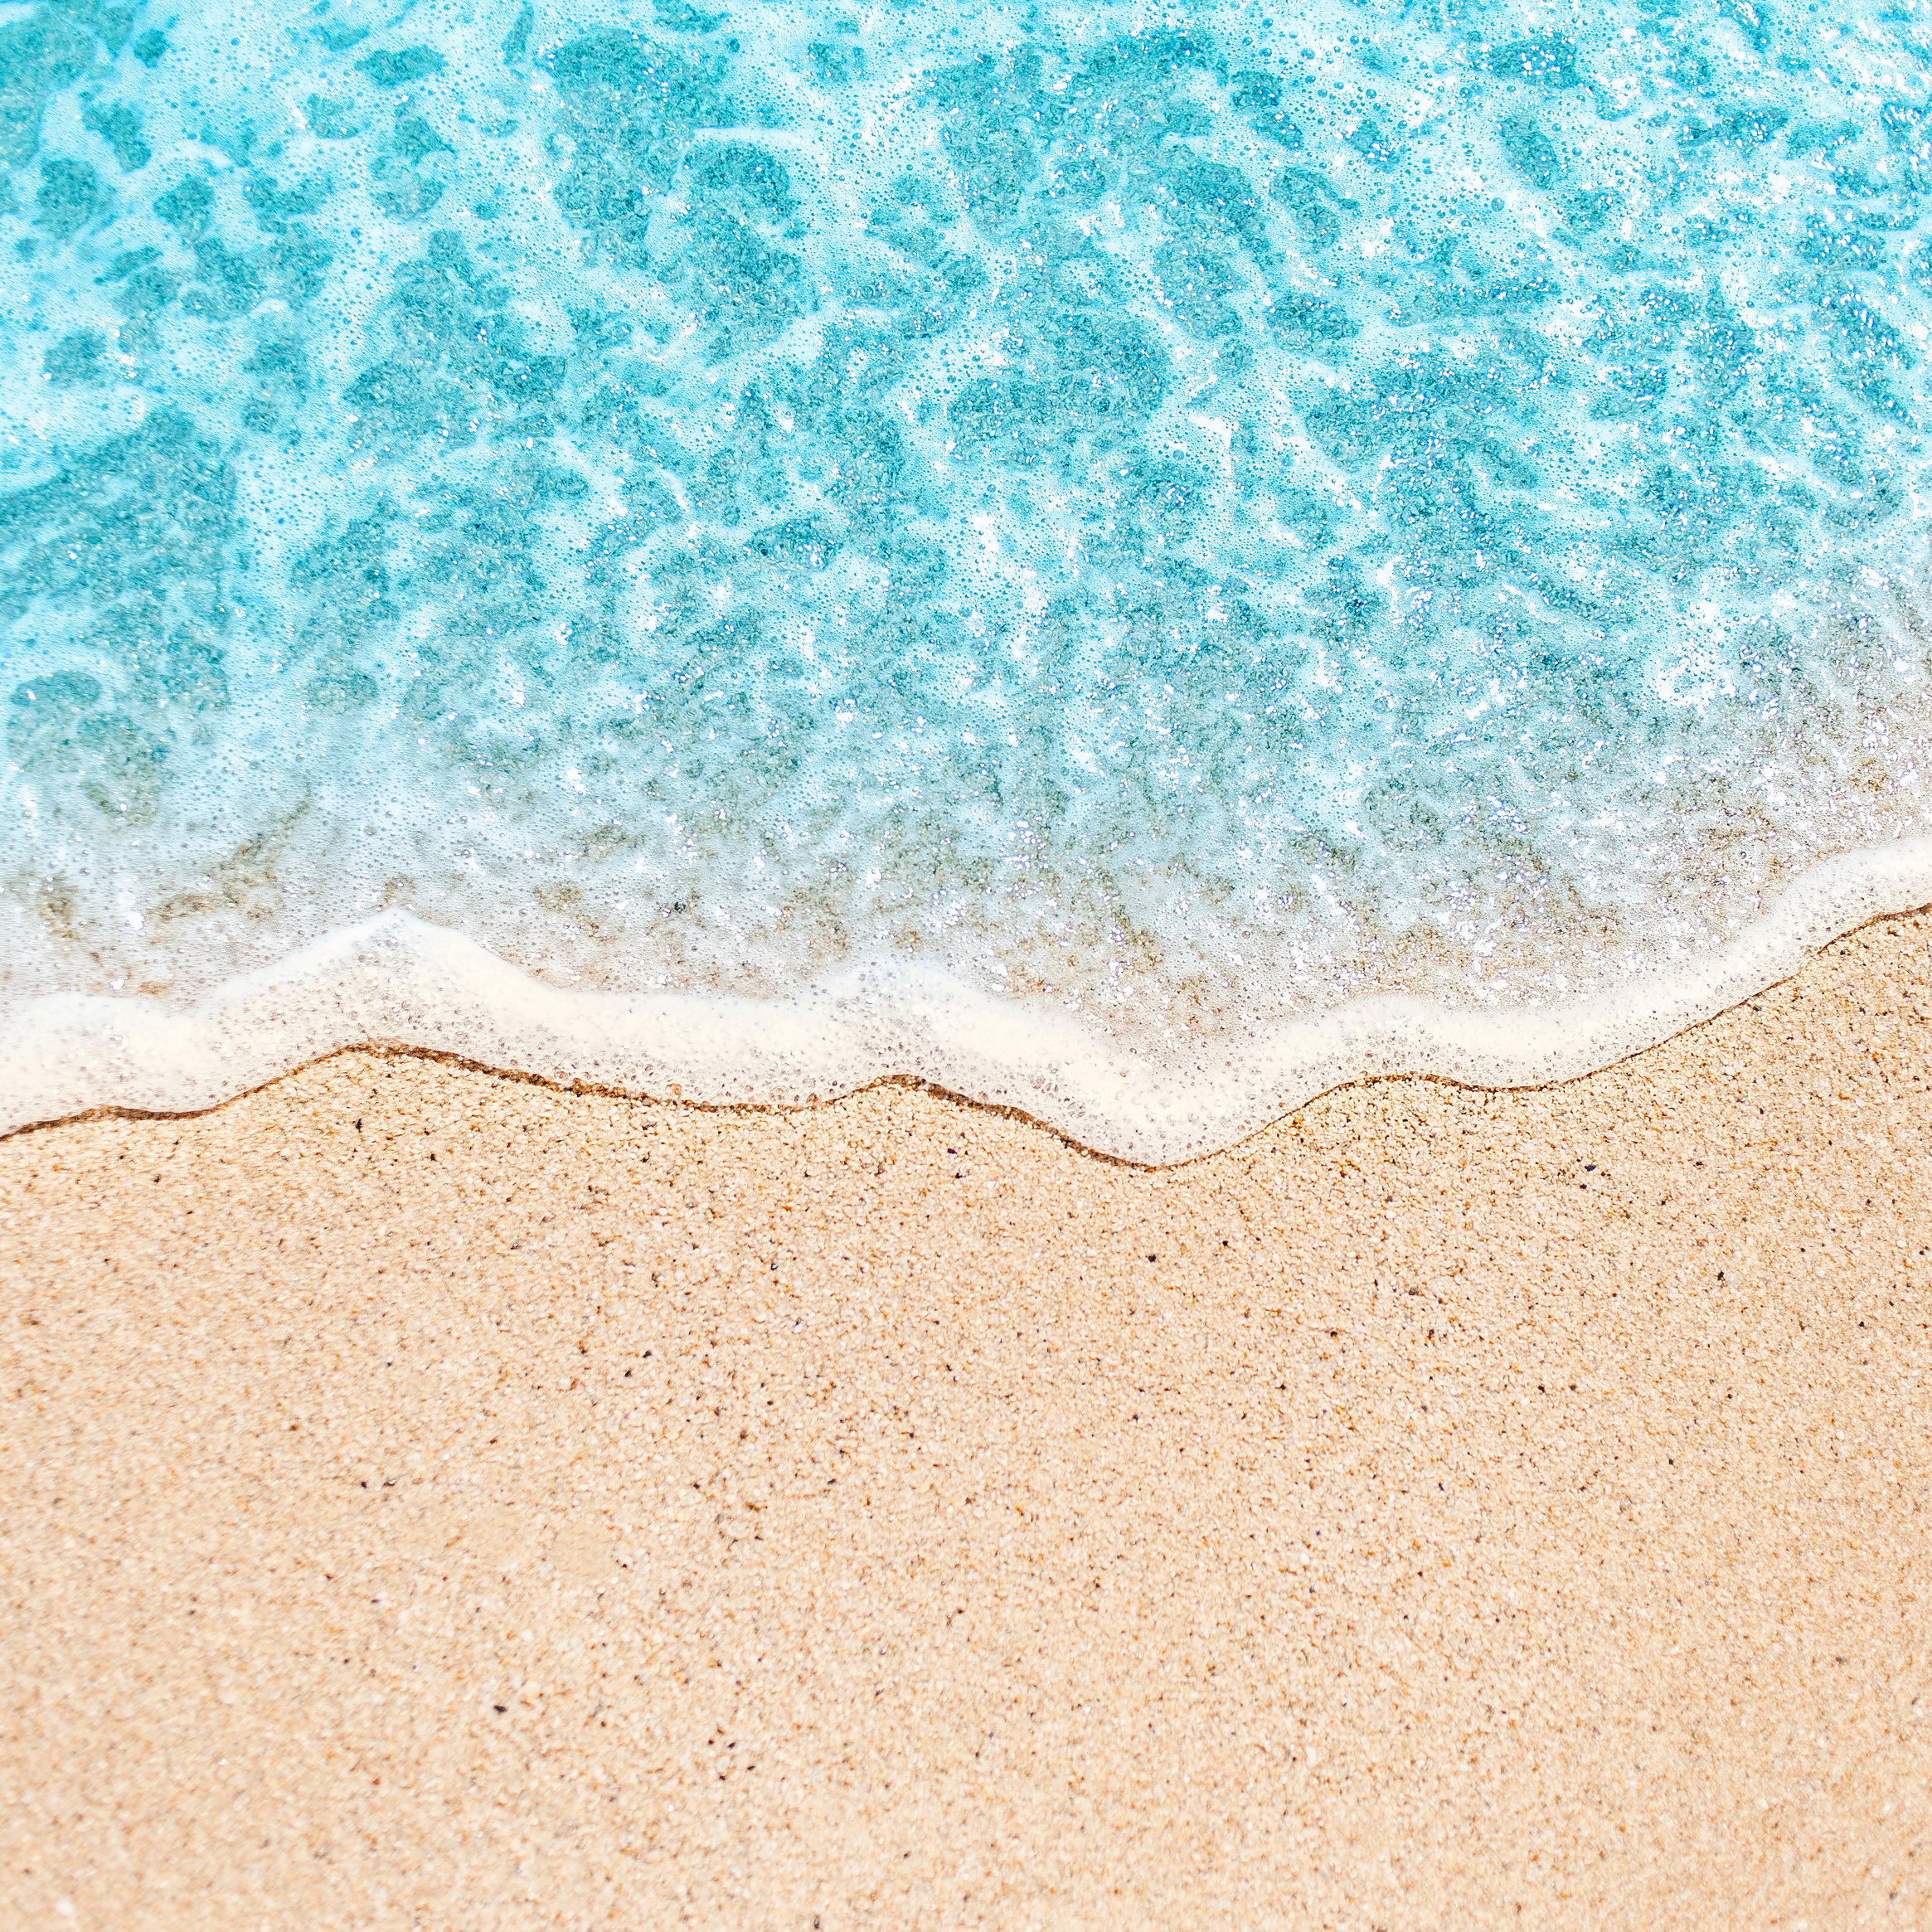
[2,913,1930,1927]
[14,0,1932,1056]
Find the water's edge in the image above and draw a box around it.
[5,838,1930,1166]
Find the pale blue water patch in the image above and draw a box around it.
[4,0,1932,1153]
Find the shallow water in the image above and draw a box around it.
[4,0,1932,1154]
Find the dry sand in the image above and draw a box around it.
[2,914,1930,1929]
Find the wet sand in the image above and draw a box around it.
[2,913,1930,1928]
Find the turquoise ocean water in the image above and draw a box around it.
[4,0,1932,1158]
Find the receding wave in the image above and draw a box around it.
[6,0,1932,1156]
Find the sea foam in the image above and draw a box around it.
[4,840,1930,1164]
[3,0,1932,1158]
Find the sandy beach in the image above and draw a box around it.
[2,912,1929,1928]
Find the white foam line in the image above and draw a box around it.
[4,837,1930,1165]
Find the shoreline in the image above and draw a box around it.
[6,838,1932,1162]
[2,911,1929,1925]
